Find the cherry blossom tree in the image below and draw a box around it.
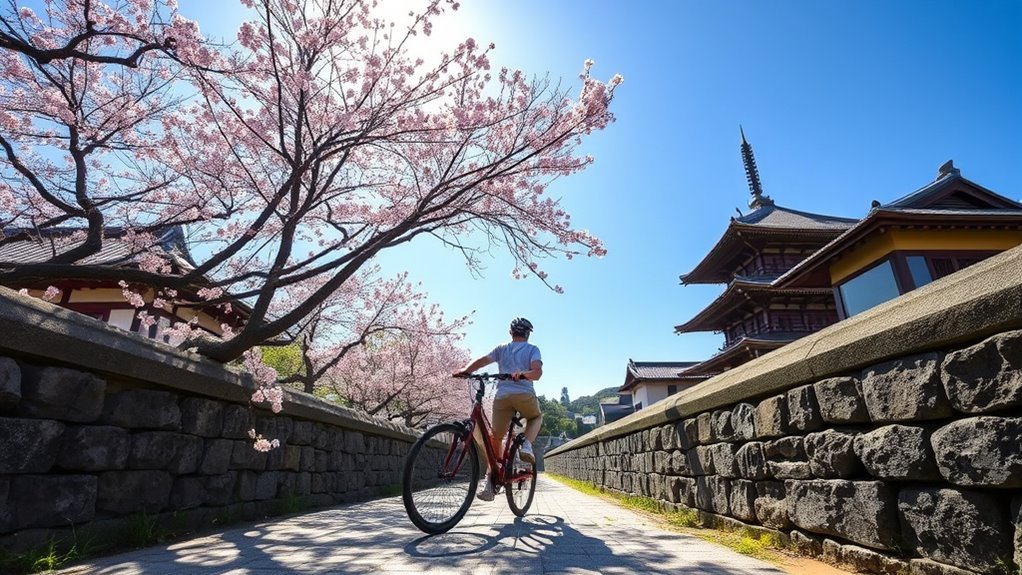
[277,266,471,396]
[324,317,473,427]
[0,0,623,364]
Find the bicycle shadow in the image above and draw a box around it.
[404,513,617,573]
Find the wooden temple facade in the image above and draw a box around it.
[674,132,1022,379]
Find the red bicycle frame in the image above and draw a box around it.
[447,376,533,487]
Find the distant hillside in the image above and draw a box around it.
[569,386,620,416]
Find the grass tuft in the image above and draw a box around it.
[547,473,790,565]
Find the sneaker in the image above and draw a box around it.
[476,476,495,501]
[519,439,535,463]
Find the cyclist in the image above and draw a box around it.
[452,317,544,501]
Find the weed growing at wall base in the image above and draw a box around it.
[546,473,789,564]
[0,529,107,575]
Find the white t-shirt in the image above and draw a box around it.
[486,341,542,398]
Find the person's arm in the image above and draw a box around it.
[452,355,494,377]
[512,360,543,381]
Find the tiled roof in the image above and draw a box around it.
[628,361,699,380]
[0,226,195,269]
[883,171,1022,210]
[674,280,833,333]
[734,204,858,230]
[775,208,1022,288]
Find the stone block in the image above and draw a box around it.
[19,367,105,423]
[709,442,739,478]
[58,425,130,471]
[102,389,181,430]
[787,385,823,432]
[861,353,952,423]
[729,479,756,521]
[753,394,789,439]
[129,432,203,474]
[942,329,1022,414]
[909,559,983,575]
[754,481,788,530]
[789,529,823,556]
[0,417,64,473]
[231,440,269,471]
[836,543,910,575]
[0,357,21,406]
[10,475,96,529]
[695,475,730,515]
[899,487,1013,575]
[203,473,236,506]
[255,415,293,444]
[854,425,941,481]
[97,470,172,514]
[236,470,258,501]
[678,418,699,449]
[768,461,813,479]
[932,417,1022,487]
[255,472,278,500]
[814,376,870,423]
[690,446,715,475]
[0,478,10,533]
[221,404,253,439]
[670,477,697,507]
[660,424,677,450]
[804,429,861,478]
[170,476,205,511]
[648,427,663,451]
[200,438,234,475]
[711,410,735,442]
[292,421,313,445]
[786,479,900,550]
[764,436,806,461]
[668,449,691,475]
[1012,495,1021,575]
[731,403,756,441]
[735,442,768,480]
[180,397,224,437]
[696,412,716,444]
[344,431,363,454]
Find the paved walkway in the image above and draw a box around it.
[60,477,787,575]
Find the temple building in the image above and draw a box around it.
[675,132,1022,378]
[618,360,706,412]
[674,130,857,377]
[0,226,249,340]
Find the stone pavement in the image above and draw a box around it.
[59,476,787,575]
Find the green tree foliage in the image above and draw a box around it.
[537,395,576,437]
[260,343,306,382]
[567,387,619,417]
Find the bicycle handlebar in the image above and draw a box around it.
[453,372,529,381]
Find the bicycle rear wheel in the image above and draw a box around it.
[402,422,479,534]
[504,435,537,516]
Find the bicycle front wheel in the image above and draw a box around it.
[504,435,537,516]
[402,422,479,534]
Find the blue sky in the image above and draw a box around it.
[189,0,1022,399]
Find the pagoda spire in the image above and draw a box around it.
[740,126,773,209]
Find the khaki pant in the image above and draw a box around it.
[476,392,541,458]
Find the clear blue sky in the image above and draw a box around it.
[190,1,1021,399]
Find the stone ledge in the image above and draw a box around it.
[550,244,1022,456]
[0,287,418,443]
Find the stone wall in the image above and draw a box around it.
[0,287,424,555]
[546,247,1022,575]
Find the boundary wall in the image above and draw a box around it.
[546,245,1022,575]
[0,287,426,555]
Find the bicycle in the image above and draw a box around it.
[401,372,539,534]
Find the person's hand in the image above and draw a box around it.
[511,371,528,381]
